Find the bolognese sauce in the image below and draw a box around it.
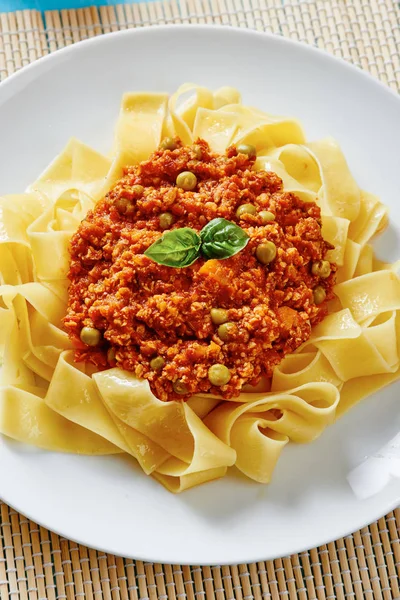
[64,139,336,401]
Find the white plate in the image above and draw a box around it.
[1,25,400,565]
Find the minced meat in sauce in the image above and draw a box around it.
[64,139,336,401]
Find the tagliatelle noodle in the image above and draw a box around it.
[0,84,399,492]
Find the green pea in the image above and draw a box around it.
[115,198,129,214]
[132,184,144,197]
[160,137,177,151]
[218,322,236,342]
[150,356,165,371]
[173,379,189,395]
[256,241,277,264]
[259,210,276,224]
[311,260,331,279]
[80,326,101,347]
[236,204,257,219]
[107,347,116,363]
[313,286,326,305]
[176,171,197,191]
[208,364,231,387]
[192,144,203,160]
[159,212,175,230]
[210,308,229,325]
[237,143,257,158]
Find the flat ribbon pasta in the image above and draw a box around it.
[165,83,215,144]
[299,308,399,380]
[29,138,112,203]
[260,144,321,195]
[0,285,71,386]
[0,385,120,455]
[0,83,399,493]
[272,351,342,391]
[93,369,236,490]
[335,270,400,324]
[164,84,243,147]
[114,92,168,164]
[153,467,228,494]
[306,138,360,221]
[0,192,49,286]
[205,383,339,483]
[46,353,169,474]
[348,190,389,246]
[255,155,317,203]
[321,216,350,266]
[193,104,305,154]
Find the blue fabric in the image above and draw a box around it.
[0,0,145,11]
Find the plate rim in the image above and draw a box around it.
[0,23,399,564]
[1,23,399,103]
[1,468,400,565]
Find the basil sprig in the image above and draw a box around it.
[201,218,250,259]
[144,218,249,268]
[144,227,201,268]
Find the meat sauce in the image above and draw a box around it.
[64,139,335,401]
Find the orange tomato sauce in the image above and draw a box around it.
[64,139,335,401]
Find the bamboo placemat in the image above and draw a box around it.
[0,0,400,598]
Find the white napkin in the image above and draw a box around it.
[347,432,400,499]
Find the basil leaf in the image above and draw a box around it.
[200,218,250,259]
[144,227,201,268]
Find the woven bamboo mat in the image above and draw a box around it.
[0,0,400,598]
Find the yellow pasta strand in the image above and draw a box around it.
[335,270,400,323]
[256,155,317,203]
[29,138,112,203]
[348,190,389,245]
[167,83,214,142]
[0,386,120,455]
[336,239,361,284]
[306,138,360,221]
[264,144,321,192]
[114,92,168,164]
[272,351,342,391]
[0,83,399,493]
[153,467,228,493]
[321,216,350,266]
[94,369,236,471]
[205,383,339,482]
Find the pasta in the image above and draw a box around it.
[0,83,399,493]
